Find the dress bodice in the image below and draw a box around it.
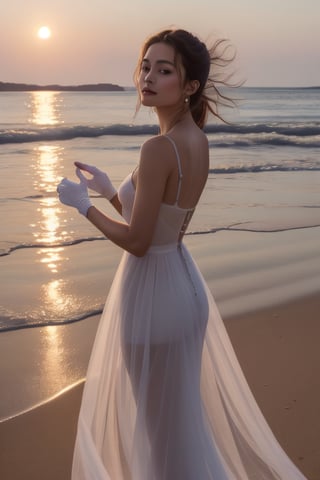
[118,136,195,247]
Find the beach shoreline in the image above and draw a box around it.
[1,292,319,480]
[1,84,319,480]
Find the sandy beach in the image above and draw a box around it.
[2,223,320,480]
[226,293,320,480]
[1,227,320,480]
[1,290,319,480]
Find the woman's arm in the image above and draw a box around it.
[86,136,173,256]
[109,193,122,216]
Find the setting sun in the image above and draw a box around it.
[37,26,51,40]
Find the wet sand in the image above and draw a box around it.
[0,293,319,480]
[1,228,320,480]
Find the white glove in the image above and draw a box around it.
[57,168,92,216]
[74,161,117,200]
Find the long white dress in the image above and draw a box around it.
[72,135,307,479]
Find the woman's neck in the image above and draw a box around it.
[156,109,193,135]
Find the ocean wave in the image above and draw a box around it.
[0,308,103,333]
[2,223,320,332]
[1,122,320,146]
[0,235,106,257]
[0,124,158,144]
[1,157,318,209]
[205,122,320,136]
[209,164,320,174]
[2,223,319,259]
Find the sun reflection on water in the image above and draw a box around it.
[32,144,67,273]
[42,279,76,319]
[29,92,74,317]
[25,92,80,394]
[28,91,63,125]
[28,91,68,275]
[38,278,80,395]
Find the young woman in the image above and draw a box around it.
[57,29,307,480]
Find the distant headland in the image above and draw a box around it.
[0,82,124,92]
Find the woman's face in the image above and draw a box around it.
[138,42,185,109]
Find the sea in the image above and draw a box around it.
[1,87,320,333]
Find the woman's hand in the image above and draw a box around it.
[57,168,92,216]
[75,161,117,200]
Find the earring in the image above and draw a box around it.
[184,97,189,103]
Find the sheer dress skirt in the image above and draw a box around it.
[72,242,307,480]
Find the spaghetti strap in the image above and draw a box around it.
[164,135,183,205]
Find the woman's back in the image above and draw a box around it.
[133,124,209,210]
[159,127,209,210]
[120,131,209,246]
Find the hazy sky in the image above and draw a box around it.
[2,0,319,87]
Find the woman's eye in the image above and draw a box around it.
[140,65,172,75]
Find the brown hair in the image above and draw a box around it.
[134,28,237,128]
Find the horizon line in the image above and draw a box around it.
[0,81,319,91]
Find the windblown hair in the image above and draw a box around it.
[134,28,238,128]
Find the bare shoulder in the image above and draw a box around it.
[197,129,209,155]
[141,135,175,158]
[139,135,176,172]
[170,123,208,148]
[200,129,209,147]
